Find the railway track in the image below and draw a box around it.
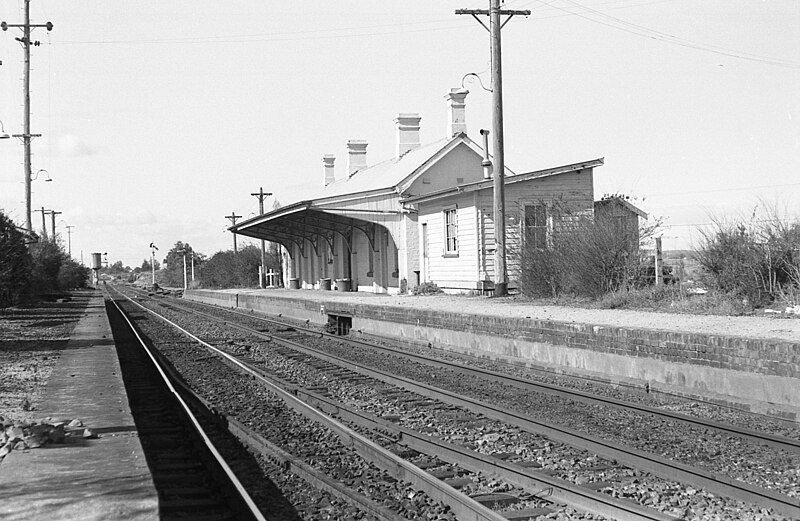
[110,286,679,521]
[110,289,537,521]
[104,295,267,521]
[114,286,800,519]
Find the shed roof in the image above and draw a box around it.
[594,196,648,219]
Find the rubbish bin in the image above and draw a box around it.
[288,278,300,290]
[320,278,332,291]
[334,278,351,292]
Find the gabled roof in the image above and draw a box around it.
[594,196,648,219]
[298,132,516,205]
[307,136,452,202]
[400,158,604,205]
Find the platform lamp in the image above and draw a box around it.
[31,168,52,182]
[0,119,9,139]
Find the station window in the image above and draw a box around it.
[524,204,547,250]
[444,208,458,255]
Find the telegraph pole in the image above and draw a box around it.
[2,2,53,232]
[65,225,74,257]
[456,0,528,297]
[250,187,272,287]
[225,212,242,254]
[49,209,61,240]
[35,206,49,239]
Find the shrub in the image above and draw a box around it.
[519,199,660,298]
[695,205,800,307]
[197,244,279,288]
[411,282,443,295]
[0,211,33,307]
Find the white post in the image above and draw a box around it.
[182,253,188,290]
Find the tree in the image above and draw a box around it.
[0,211,33,307]
[162,241,195,287]
[197,244,276,288]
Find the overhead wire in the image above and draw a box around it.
[531,0,800,68]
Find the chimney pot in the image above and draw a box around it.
[346,140,368,176]
[394,113,421,159]
[322,154,336,186]
[445,88,469,137]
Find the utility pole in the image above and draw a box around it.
[225,212,242,254]
[2,2,53,232]
[251,187,272,288]
[456,0,528,297]
[35,206,49,239]
[49,209,61,240]
[65,225,74,257]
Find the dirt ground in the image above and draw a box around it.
[0,296,85,422]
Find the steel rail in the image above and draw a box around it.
[107,295,268,521]
[117,288,676,521]
[181,293,800,454]
[138,291,800,518]
[113,288,509,521]
[123,317,410,521]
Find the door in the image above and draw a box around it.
[421,223,429,282]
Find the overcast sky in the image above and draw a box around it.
[1,1,798,267]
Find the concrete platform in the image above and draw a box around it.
[0,292,158,521]
[186,288,800,422]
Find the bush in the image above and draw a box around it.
[197,244,279,288]
[0,211,33,307]
[519,200,659,298]
[695,206,800,307]
[411,282,443,295]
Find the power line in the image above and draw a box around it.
[646,181,800,198]
[534,0,800,68]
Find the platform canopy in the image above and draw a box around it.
[230,201,398,255]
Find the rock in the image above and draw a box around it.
[48,429,65,444]
[6,426,24,442]
[82,429,97,439]
[23,434,46,448]
[0,442,12,458]
[68,419,83,428]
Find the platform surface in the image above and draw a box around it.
[211,287,800,342]
[0,292,158,521]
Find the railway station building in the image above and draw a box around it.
[231,89,605,294]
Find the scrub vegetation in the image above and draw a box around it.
[0,210,90,307]
[518,201,800,315]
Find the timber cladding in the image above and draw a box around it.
[184,290,800,379]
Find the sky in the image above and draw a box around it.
[1,0,798,268]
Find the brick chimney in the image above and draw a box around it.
[346,140,368,176]
[322,155,335,186]
[394,113,421,159]
[445,88,468,137]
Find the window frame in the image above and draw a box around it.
[443,206,459,257]
[523,203,549,250]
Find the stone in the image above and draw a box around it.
[82,428,97,439]
[6,426,24,442]
[23,434,46,449]
[68,419,83,428]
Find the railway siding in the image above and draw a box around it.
[185,289,800,420]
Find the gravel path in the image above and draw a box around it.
[0,295,86,422]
